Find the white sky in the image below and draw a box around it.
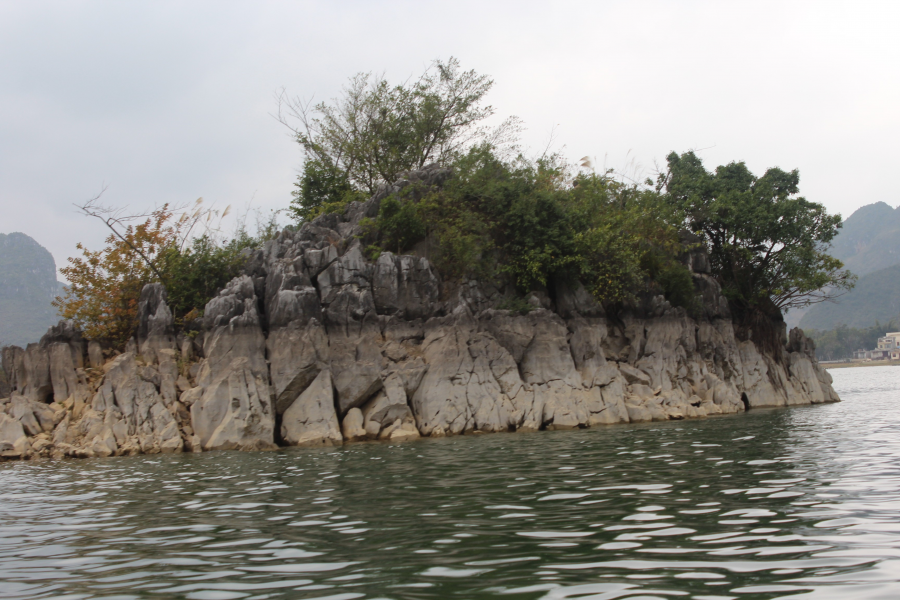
[2,0,898,276]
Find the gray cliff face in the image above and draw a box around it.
[0,166,840,459]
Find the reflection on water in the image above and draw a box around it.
[1,366,899,599]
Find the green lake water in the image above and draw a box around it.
[2,366,899,599]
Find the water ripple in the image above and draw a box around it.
[1,366,899,598]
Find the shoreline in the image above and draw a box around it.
[824,361,900,369]
[0,398,836,464]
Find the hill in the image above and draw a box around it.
[800,263,900,330]
[829,201,900,277]
[787,201,900,330]
[0,233,64,348]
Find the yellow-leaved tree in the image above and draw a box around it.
[54,194,272,350]
[53,205,178,347]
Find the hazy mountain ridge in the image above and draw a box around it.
[799,202,900,330]
[828,201,900,276]
[800,264,900,330]
[0,233,65,348]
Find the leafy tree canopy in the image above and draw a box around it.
[663,151,855,316]
[280,57,520,222]
[364,145,693,310]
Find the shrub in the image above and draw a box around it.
[377,195,427,253]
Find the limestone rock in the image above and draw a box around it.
[190,357,275,451]
[21,343,53,403]
[360,374,419,439]
[281,370,342,447]
[265,258,321,329]
[267,319,328,415]
[0,414,29,456]
[1,346,24,394]
[411,313,528,435]
[555,279,603,318]
[88,341,104,369]
[136,283,175,361]
[0,165,842,461]
[199,275,269,387]
[372,253,440,319]
[318,244,372,305]
[341,408,367,442]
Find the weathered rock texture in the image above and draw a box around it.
[0,166,839,460]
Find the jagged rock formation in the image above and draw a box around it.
[0,166,840,460]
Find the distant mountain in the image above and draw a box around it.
[0,233,65,348]
[791,201,900,331]
[829,201,900,277]
[800,263,900,330]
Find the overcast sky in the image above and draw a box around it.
[2,0,898,276]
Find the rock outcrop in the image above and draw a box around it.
[0,165,840,460]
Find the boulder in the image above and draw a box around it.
[0,414,29,457]
[281,370,342,447]
[190,357,275,451]
[267,319,328,415]
[341,408,367,442]
[360,374,419,439]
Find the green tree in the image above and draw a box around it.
[376,195,427,254]
[161,235,251,325]
[663,151,855,317]
[288,157,364,222]
[279,58,520,221]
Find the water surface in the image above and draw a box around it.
[2,366,899,599]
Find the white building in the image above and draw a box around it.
[855,331,900,361]
[877,332,900,350]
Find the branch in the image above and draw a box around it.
[75,188,173,284]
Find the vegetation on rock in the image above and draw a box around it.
[280,60,852,320]
[53,201,272,348]
[663,151,855,316]
[282,57,520,221]
[45,59,851,348]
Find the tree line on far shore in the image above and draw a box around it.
[806,319,900,361]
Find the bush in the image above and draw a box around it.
[289,157,366,222]
[363,146,692,309]
[377,195,427,253]
[162,235,253,326]
[57,202,275,349]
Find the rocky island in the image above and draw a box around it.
[0,165,839,460]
